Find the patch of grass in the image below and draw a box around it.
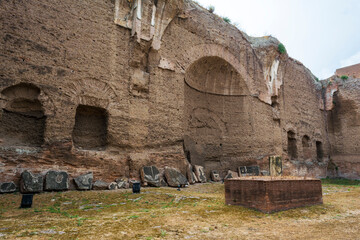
[340,75,348,80]
[128,215,139,219]
[222,17,231,23]
[322,178,360,186]
[160,230,167,237]
[278,43,287,54]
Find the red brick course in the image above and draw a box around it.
[225,178,323,213]
[336,63,360,78]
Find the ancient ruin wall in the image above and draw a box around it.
[0,0,331,183]
[326,78,360,179]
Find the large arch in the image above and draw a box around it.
[183,44,267,98]
[184,55,252,172]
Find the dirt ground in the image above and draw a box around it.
[0,179,359,240]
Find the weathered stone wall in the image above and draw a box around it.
[326,77,360,179]
[0,0,341,184]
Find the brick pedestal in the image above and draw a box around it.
[225,177,323,213]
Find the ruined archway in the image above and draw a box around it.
[184,56,251,172]
[0,83,46,147]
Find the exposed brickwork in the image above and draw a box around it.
[336,63,360,78]
[225,178,323,213]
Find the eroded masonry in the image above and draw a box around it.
[1,0,359,187]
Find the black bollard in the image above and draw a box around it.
[20,194,34,208]
[132,182,141,194]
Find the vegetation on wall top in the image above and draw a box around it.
[278,43,287,54]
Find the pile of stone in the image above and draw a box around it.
[1,170,122,193]
[0,164,263,194]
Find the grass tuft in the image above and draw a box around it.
[278,43,287,54]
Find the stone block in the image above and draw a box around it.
[116,179,127,189]
[225,177,323,213]
[238,166,260,177]
[93,180,109,190]
[164,167,188,187]
[108,182,118,190]
[210,170,221,182]
[45,171,69,191]
[186,164,197,184]
[194,165,206,183]
[20,170,43,193]
[225,170,239,179]
[140,166,161,187]
[74,172,93,190]
[0,181,17,193]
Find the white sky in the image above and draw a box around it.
[196,0,360,79]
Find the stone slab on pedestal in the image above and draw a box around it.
[93,180,109,190]
[269,156,282,176]
[20,170,43,193]
[45,171,69,191]
[225,177,323,213]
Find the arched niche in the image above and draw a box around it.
[184,56,250,169]
[185,56,250,96]
[0,83,46,147]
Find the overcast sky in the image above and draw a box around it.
[196,0,360,79]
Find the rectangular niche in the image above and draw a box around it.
[72,105,108,150]
[316,141,324,161]
[287,131,298,159]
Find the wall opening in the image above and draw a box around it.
[0,83,46,147]
[316,141,324,161]
[72,105,108,150]
[287,131,297,159]
[302,135,311,159]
